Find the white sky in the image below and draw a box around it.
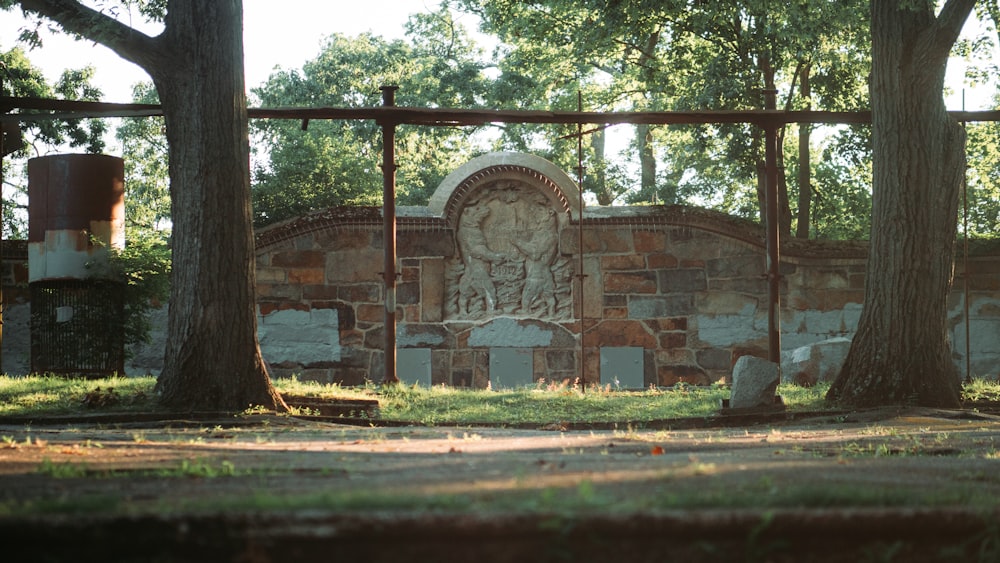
[0,0,450,103]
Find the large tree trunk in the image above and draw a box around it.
[827,0,974,408]
[149,1,284,411]
[15,0,286,411]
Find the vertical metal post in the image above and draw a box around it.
[762,88,782,365]
[576,91,586,386]
[380,85,400,385]
[0,69,7,373]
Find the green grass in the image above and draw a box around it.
[5,374,999,424]
[0,373,836,423]
[0,374,158,416]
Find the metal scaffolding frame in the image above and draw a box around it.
[3,93,999,383]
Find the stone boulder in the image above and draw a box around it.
[781,337,852,387]
[729,355,779,409]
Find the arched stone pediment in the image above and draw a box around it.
[434,153,577,321]
[428,152,581,226]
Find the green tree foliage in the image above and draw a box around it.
[250,9,489,227]
[2,47,107,238]
[449,0,872,231]
[114,81,170,232]
[964,120,1000,238]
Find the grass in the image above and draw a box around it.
[0,373,834,423]
[3,373,999,425]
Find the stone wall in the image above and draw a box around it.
[4,152,1000,386]
[247,153,1000,388]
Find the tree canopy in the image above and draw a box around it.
[250,9,489,226]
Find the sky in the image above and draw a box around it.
[0,0,453,103]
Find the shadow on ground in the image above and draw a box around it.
[2,406,1000,562]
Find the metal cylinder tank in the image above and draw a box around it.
[28,154,125,282]
[27,154,126,376]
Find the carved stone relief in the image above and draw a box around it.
[445,181,572,320]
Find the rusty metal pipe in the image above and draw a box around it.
[380,85,400,385]
[763,88,782,365]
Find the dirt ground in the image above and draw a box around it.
[3,407,1000,562]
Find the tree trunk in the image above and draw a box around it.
[827,0,974,408]
[796,64,812,239]
[637,123,656,196]
[148,2,284,411]
[14,0,287,412]
[591,127,612,205]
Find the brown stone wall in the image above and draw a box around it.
[251,208,1000,387]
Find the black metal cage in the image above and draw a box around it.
[30,279,125,376]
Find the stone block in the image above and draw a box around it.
[356,304,384,323]
[562,228,632,254]
[401,266,420,283]
[256,267,287,284]
[603,307,628,319]
[659,332,687,349]
[658,269,707,293]
[628,295,694,319]
[696,292,758,316]
[398,230,456,258]
[730,356,779,409]
[696,347,732,371]
[646,253,678,269]
[601,255,646,270]
[604,271,658,294]
[302,284,338,300]
[707,255,763,279]
[644,317,687,332]
[398,348,433,387]
[325,249,382,282]
[288,268,324,285]
[600,346,644,389]
[315,230,373,251]
[780,337,851,386]
[339,283,381,303]
[431,350,451,386]
[583,320,656,348]
[604,294,627,307]
[397,324,452,348]
[546,349,576,372]
[421,258,445,322]
[695,308,764,347]
[272,250,325,268]
[468,317,564,348]
[396,281,420,305]
[258,307,341,366]
[711,277,768,294]
[633,230,667,253]
[256,283,302,300]
[582,257,603,319]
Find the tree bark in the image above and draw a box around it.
[796,64,812,239]
[637,123,656,197]
[591,127,612,205]
[17,0,286,412]
[828,0,976,408]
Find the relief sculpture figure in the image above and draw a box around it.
[457,202,506,316]
[511,196,558,317]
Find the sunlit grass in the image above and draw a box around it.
[0,373,839,422]
[0,374,158,416]
[961,378,1000,403]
